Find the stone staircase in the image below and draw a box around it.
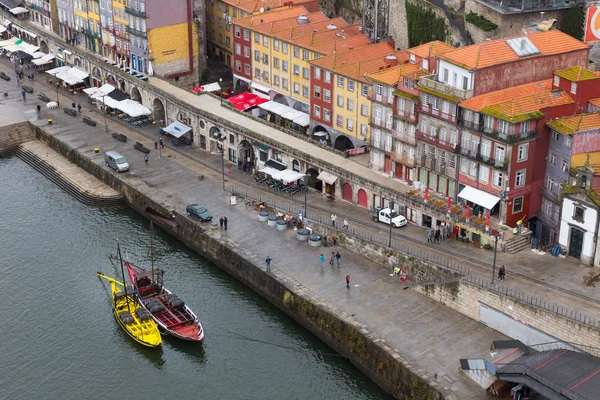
[16,146,125,208]
[503,231,533,254]
[0,122,37,156]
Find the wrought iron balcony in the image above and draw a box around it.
[419,74,473,101]
[416,129,457,153]
[370,117,394,131]
[82,28,101,39]
[126,26,147,38]
[460,119,538,145]
[456,145,508,171]
[418,104,458,124]
[125,6,146,18]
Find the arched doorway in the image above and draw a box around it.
[153,98,165,126]
[131,87,141,102]
[39,40,49,54]
[334,135,355,151]
[313,125,330,145]
[569,227,584,259]
[106,74,116,85]
[74,58,82,67]
[272,94,289,106]
[119,79,126,92]
[305,168,322,191]
[357,189,367,207]
[292,159,300,172]
[234,79,249,94]
[92,67,101,87]
[343,183,353,202]
[238,139,255,172]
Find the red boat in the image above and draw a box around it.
[125,261,205,342]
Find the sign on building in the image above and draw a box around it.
[585,6,600,42]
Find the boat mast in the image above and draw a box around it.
[117,242,131,313]
[150,222,155,295]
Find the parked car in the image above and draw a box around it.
[186,204,213,222]
[105,151,129,172]
[371,207,407,228]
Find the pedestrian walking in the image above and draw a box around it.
[343,218,348,230]
[154,141,158,150]
[434,228,441,244]
[77,103,82,114]
[21,90,26,100]
[72,102,76,110]
[393,266,401,277]
[36,104,41,117]
[498,265,506,281]
[427,229,433,243]
[265,256,272,271]
[31,72,35,81]
[346,275,351,289]
[335,251,341,267]
[223,216,228,230]
[331,213,337,227]
[319,254,325,267]
[329,252,335,266]
[219,216,224,229]
[144,154,148,164]
[159,138,164,148]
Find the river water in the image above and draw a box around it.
[0,157,390,400]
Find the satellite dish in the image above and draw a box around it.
[259,7,264,12]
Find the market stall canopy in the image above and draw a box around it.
[458,186,501,210]
[163,121,192,138]
[89,83,116,99]
[83,86,101,96]
[32,54,55,65]
[258,101,309,127]
[227,92,268,111]
[97,95,121,110]
[115,99,151,117]
[0,37,18,47]
[9,6,28,14]
[317,171,338,185]
[0,26,6,34]
[190,82,221,93]
[258,166,280,177]
[46,65,70,76]
[271,169,305,184]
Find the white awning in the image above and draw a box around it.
[458,186,501,210]
[89,83,116,99]
[271,169,305,184]
[97,95,121,109]
[9,7,29,15]
[258,101,309,126]
[31,51,45,59]
[83,86,101,95]
[317,171,338,185]
[313,131,328,137]
[163,121,192,138]
[2,19,11,27]
[293,113,310,127]
[63,49,72,55]
[0,37,17,47]
[54,67,89,85]
[0,26,6,33]
[199,82,221,93]
[251,81,271,94]
[46,65,70,76]
[32,54,55,65]
[258,166,281,177]
[115,99,151,117]
[233,74,252,85]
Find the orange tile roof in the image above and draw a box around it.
[332,51,410,83]
[554,66,599,82]
[589,98,600,108]
[250,12,329,35]
[234,7,309,29]
[287,24,366,52]
[366,63,426,86]
[461,80,553,111]
[408,40,456,59]
[270,18,350,41]
[547,112,600,134]
[438,30,589,71]
[309,41,395,70]
[311,34,371,55]
[223,0,314,14]
[481,90,573,123]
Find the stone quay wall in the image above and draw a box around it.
[32,125,451,400]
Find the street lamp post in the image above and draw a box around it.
[99,94,108,132]
[388,201,394,247]
[219,143,225,191]
[219,77,223,105]
[492,234,499,284]
[304,176,308,219]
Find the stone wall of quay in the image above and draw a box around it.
[32,125,450,400]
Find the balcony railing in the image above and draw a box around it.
[456,145,508,171]
[125,6,146,18]
[370,117,394,131]
[416,129,457,153]
[391,152,416,167]
[419,74,473,101]
[393,131,416,146]
[82,28,101,39]
[114,30,128,40]
[460,120,538,145]
[126,26,147,38]
[394,109,417,123]
[418,104,458,124]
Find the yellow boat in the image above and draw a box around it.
[98,273,162,348]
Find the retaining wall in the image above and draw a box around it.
[32,124,451,399]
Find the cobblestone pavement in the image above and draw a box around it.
[4,59,598,322]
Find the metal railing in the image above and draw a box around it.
[126,26,147,38]
[125,6,146,18]
[419,74,473,100]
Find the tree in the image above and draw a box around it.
[406,1,448,48]
[560,4,585,40]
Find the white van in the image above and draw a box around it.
[105,151,129,172]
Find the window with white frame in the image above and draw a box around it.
[273,57,279,69]
[235,43,241,55]
[337,95,344,107]
[517,144,528,162]
[274,40,279,51]
[460,157,468,173]
[348,79,355,92]
[347,99,354,111]
[302,49,309,60]
[362,84,368,97]
[543,199,553,218]
[571,82,577,94]
[302,67,309,79]
[244,64,251,75]
[302,86,308,98]
[347,118,354,131]
[293,64,299,76]
[549,152,557,166]
[263,36,268,47]
[546,175,555,192]
[244,29,250,41]
[479,165,490,182]
[338,75,344,88]
[574,206,585,222]
[254,68,260,78]
[429,146,436,160]
[282,42,288,54]
[324,71,331,83]
[336,115,343,127]
[314,86,321,99]
[244,46,250,57]
[376,83,383,96]
[493,171,504,187]
[564,136,572,148]
[432,97,440,110]
[513,196,524,214]
[448,154,456,169]
[324,109,330,122]
[495,145,505,163]
[418,143,426,157]
[361,104,368,117]
[480,140,491,158]
[282,60,288,72]
[282,78,289,89]
[263,54,269,65]
[254,33,260,43]
[553,75,559,86]
[498,119,509,135]
[274,75,280,86]
[254,50,260,62]
[515,169,526,187]
[484,115,494,132]
[552,131,560,141]
[235,26,241,37]
[314,67,321,80]
[313,105,321,118]
[403,77,408,87]
[235,60,241,71]
[469,161,477,177]
[361,124,367,136]
[561,158,569,172]
[372,151,380,165]
[442,101,449,114]
[324,89,331,103]
[293,83,300,93]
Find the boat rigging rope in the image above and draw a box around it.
[210,324,349,359]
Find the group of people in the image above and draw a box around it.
[154,139,164,149]
[218,216,228,230]
[330,214,349,230]
[427,223,450,244]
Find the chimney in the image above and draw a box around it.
[385,54,398,66]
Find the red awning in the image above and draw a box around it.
[227,92,268,111]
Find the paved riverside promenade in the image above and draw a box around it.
[3,60,598,322]
[0,82,503,399]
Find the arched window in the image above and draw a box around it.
[292,160,300,172]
